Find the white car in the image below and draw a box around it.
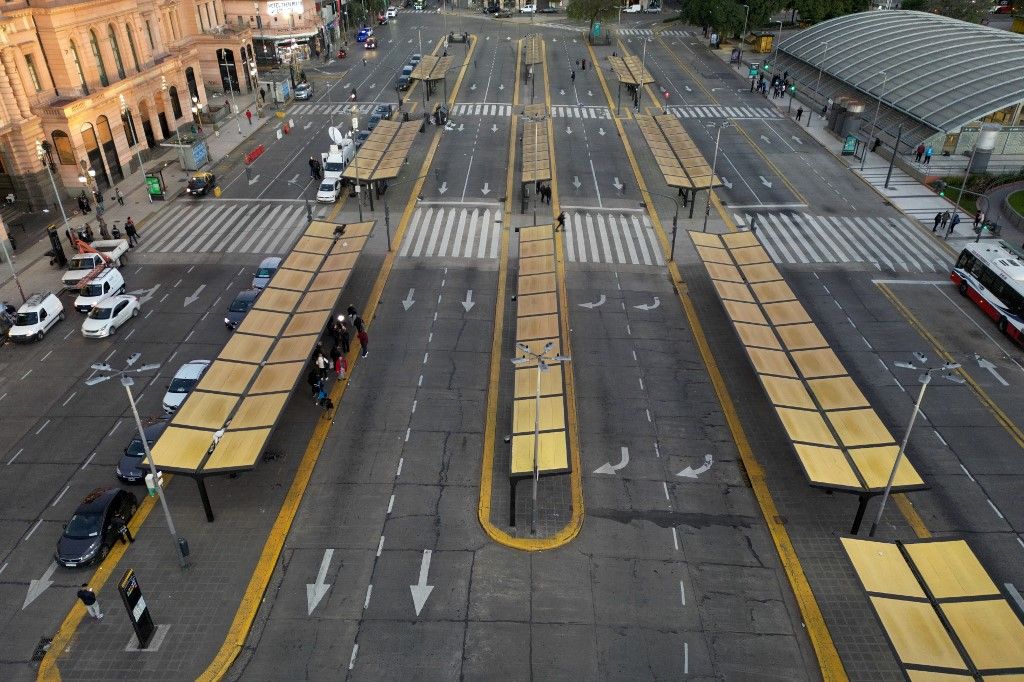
[316,178,343,203]
[520,3,536,12]
[81,294,140,339]
[624,3,642,12]
[162,359,211,412]
[386,6,398,17]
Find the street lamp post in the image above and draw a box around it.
[641,192,682,261]
[289,179,314,223]
[867,354,963,537]
[813,41,828,111]
[219,52,243,135]
[702,122,727,232]
[86,354,189,568]
[36,139,73,235]
[738,4,750,63]
[119,94,145,175]
[770,20,783,68]
[511,341,571,535]
[639,38,650,112]
[352,115,363,222]
[862,70,888,172]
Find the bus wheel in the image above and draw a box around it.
[998,317,1008,334]
[958,281,968,296]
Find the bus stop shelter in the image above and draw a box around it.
[608,53,653,115]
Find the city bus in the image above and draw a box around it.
[950,240,1024,346]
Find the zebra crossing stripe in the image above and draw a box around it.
[399,209,424,257]
[141,204,189,251]
[436,208,458,256]
[564,218,576,261]
[187,204,240,252]
[234,205,278,253]
[609,215,626,262]
[463,209,478,257]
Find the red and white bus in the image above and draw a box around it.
[950,241,1024,345]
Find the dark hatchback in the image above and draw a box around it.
[55,487,138,568]
[186,171,216,196]
[116,420,168,483]
[225,288,261,330]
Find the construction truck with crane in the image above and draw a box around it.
[61,237,129,289]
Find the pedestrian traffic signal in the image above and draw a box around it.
[788,84,796,94]
[936,180,946,197]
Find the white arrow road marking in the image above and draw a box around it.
[634,296,660,311]
[759,176,773,188]
[470,83,477,90]
[498,84,505,90]
[975,354,1009,386]
[578,294,606,309]
[410,549,434,616]
[461,290,475,312]
[438,181,448,195]
[491,124,498,133]
[613,177,623,191]
[306,549,334,615]
[587,90,594,97]
[684,85,692,92]
[565,126,573,134]
[594,446,630,475]
[183,284,206,307]
[289,173,300,184]
[791,135,803,144]
[572,176,582,189]
[128,284,161,306]
[402,288,416,311]
[677,453,714,479]
[598,127,606,136]
[721,177,733,189]
[481,182,491,196]
[759,134,771,143]
[560,89,565,95]
[458,123,465,132]
[23,562,57,609]
[248,174,261,186]
[303,121,313,130]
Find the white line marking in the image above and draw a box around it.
[662,481,670,501]
[934,430,947,446]
[1006,583,1024,613]
[418,375,423,387]
[160,293,169,303]
[679,581,686,606]
[671,527,679,551]
[1019,538,1024,551]
[145,310,154,319]
[959,464,975,481]
[625,324,631,335]
[654,442,660,458]
[376,536,385,557]
[105,349,117,361]
[645,409,651,422]
[200,312,209,323]
[638,377,644,390]
[0,392,6,402]
[184,331,194,343]
[173,279,182,288]
[0,563,7,576]
[187,266,195,274]
[861,336,873,350]
[411,400,417,413]
[632,350,637,361]
[8,448,24,465]
[684,642,689,674]
[423,352,429,364]
[364,584,373,609]
[397,458,404,476]
[64,330,74,340]
[107,422,121,438]
[20,369,32,380]
[988,499,1005,519]
[35,419,51,435]
[81,451,97,469]
[387,495,395,514]
[40,350,53,362]
[349,644,359,670]
[24,519,42,541]
[405,428,411,442]
[62,392,77,407]
[125,329,136,340]
[167,350,178,364]
[51,485,70,507]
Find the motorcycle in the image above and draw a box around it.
[337,48,347,59]
[350,89,357,101]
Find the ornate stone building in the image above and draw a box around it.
[0,0,257,206]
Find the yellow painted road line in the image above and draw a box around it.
[447,35,477,108]
[876,282,1024,450]
[587,38,848,681]
[37,480,166,681]
[198,126,456,678]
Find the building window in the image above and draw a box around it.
[108,25,126,80]
[90,29,108,87]
[51,131,76,165]
[69,40,88,93]
[24,53,42,91]
[126,25,140,72]
[168,85,182,119]
[145,20,155,51]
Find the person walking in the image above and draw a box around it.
[570,69,576,83]
[338,319,350,353]
[933,211,943,233]
[556,211,566,232]
[915,144,925,163]
[309,156,318,178]
[331,344,346,378]
[246,109,253,126]
[125,217,139,247]
[347,305,365,334]
[114,187,124,206]
[940,210,951,234]
[924,146,933,165]
[975,210,985,230]
[316,352,330,379]
[795,107,803,122]
[77,584,103,619]
[948,212,961,237]
[357,328,369,357]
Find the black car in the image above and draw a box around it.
[355,130,371,148]
[116,420,168,483]
[225,288,261,330]
[186,171,216,196]
[55,487,138,568]
[538,6,558,12]
[373,103,395,120]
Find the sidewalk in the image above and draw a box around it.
[0,100,269,308]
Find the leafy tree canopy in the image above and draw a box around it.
[566,0,620,32]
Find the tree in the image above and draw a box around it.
[566,0,620,37]
[678,0,746,37]
[931,0,987,22]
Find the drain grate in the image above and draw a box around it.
[32,637,52,662]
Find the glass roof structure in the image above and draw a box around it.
[780,10,1024,133]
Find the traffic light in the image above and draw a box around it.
[789,83,796,94]
[936,180,946,197]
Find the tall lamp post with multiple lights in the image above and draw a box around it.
[119,94,145,175]
[510,341,571,535]
[86,354,189,567]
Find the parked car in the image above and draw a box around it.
[116,420,168,483]
[8,292,64,343]
[162,359,211,412]
[410,53,422,65]
[225,288,261,330]
[295,82,313,100]
[624,3,642,11]
[74,268,125,314]
[397,74,411,90]
[493,9,512,17]
[367,113,383,131]
[317,178,344,203]
[355,130,371,148]
[81,294,140,339]
[538,6,559,12]
[186,171,216,196]
[374,104,395,120]
[520,3,536,12]
[252,256,281,289]
[643,3,661,11]
[55,487,139,568]
[357,27,373,42]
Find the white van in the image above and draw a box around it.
[74,268,126,313]
[8,292,64,343]
[624,3,642,11]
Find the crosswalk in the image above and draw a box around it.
[564,211,664,266]
[618,28,694,36]
[731,212,953,272]
[139,201,308,254]
[451,103,513,116]
[669,105,780,120]
[551,105,612,119]
[399,205,502,259]
[289,102,380,116]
